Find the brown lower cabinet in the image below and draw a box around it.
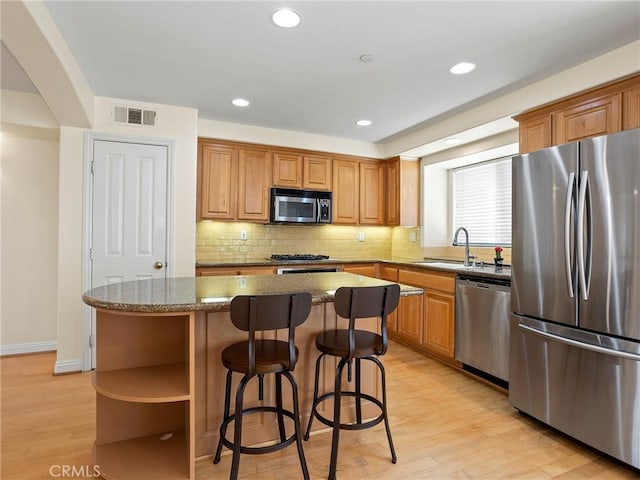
[342,263,379,277]
[395,267,457,364]
[396,293,423,344]
[196,266,275,276]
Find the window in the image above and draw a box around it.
[451,157,512,246]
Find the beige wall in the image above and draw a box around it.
[53,97,199,371]
[92,96,199,277]
[1,127,59,352]
[55,126,84,368]
[198,118,384,159]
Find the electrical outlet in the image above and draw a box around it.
[358,232,365,242]
[409,231,417,242]
[240,230,248,240]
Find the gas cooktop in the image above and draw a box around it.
[270,254,330,261]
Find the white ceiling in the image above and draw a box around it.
[5,1,640,144]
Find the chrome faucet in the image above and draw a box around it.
[453,227,475,267]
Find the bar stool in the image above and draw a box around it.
[213,292,312,480]
[304,284,401,480]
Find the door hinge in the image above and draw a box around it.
[89,334,93,348]
[90,160,95,174]
[89,248,94,260]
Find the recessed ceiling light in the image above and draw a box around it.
[450,62,476,75]
[356,120,372,126]
[444,138,462,145]
[271,8,302,28]
[359,54,374,63]
[232,98,250,107]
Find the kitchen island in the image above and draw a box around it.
[83,272,422,480]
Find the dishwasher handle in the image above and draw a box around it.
[456,277,511,292]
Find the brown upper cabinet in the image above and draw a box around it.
[198,143,238,220]
[198,139,271,222]
[332,159,384,225]
[553,92,621,145]
[623,84,640,130]
[517,115,552,154]
[272,151,302,188]
[237,147,272,222]
[332,159,360,224]
[359,161,384,225]
[272,152,333,191]
[384,157,419,226]
[302,155,332,191]
[514,73,640,154]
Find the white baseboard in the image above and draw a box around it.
[54,358,82,374]
[0,340,57,356]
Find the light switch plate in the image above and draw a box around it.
[240,230,248,240]
[358,232,365,242]
[409,231,417,242]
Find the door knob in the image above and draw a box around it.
[154,261,164,270]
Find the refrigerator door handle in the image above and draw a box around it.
[577,170,590,301]
[564,172,576,298]
[518,323,640,361]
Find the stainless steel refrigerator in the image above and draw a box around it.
[510,128,640,470]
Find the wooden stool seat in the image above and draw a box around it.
[315,330,382,358]
[221,340,299,374]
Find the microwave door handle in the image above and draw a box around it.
[316,198,321,222]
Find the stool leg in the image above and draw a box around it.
[355,358,362,424]
[214,369,233,464]
[230,374,251,480]
[284,371,310,480]
[304,353,324,441]
[329,358,348,480]
[275,372,286,443]
[371,356,397,464]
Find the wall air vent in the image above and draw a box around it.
[112,106,157,127]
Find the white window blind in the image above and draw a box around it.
[451,157,512,246]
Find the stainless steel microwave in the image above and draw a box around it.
[270,188,332,224]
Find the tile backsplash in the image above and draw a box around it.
[197,222,392,262]
[196,221,511,265]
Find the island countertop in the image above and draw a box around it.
[82,272,423,313]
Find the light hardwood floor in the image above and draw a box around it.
[1,344,638,480]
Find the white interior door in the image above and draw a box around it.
[90,139,169,366]
[92,140,168,285]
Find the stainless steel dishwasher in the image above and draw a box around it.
[455,275,511,384]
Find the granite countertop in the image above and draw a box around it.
[82,272,423,314]
[196,257,511,281]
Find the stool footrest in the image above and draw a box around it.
[219,406,297,455]
[310,391,385,431]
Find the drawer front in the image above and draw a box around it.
[398,268,455,293]
[379,265,398,281]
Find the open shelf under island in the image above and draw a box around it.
[83,272,422,480]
